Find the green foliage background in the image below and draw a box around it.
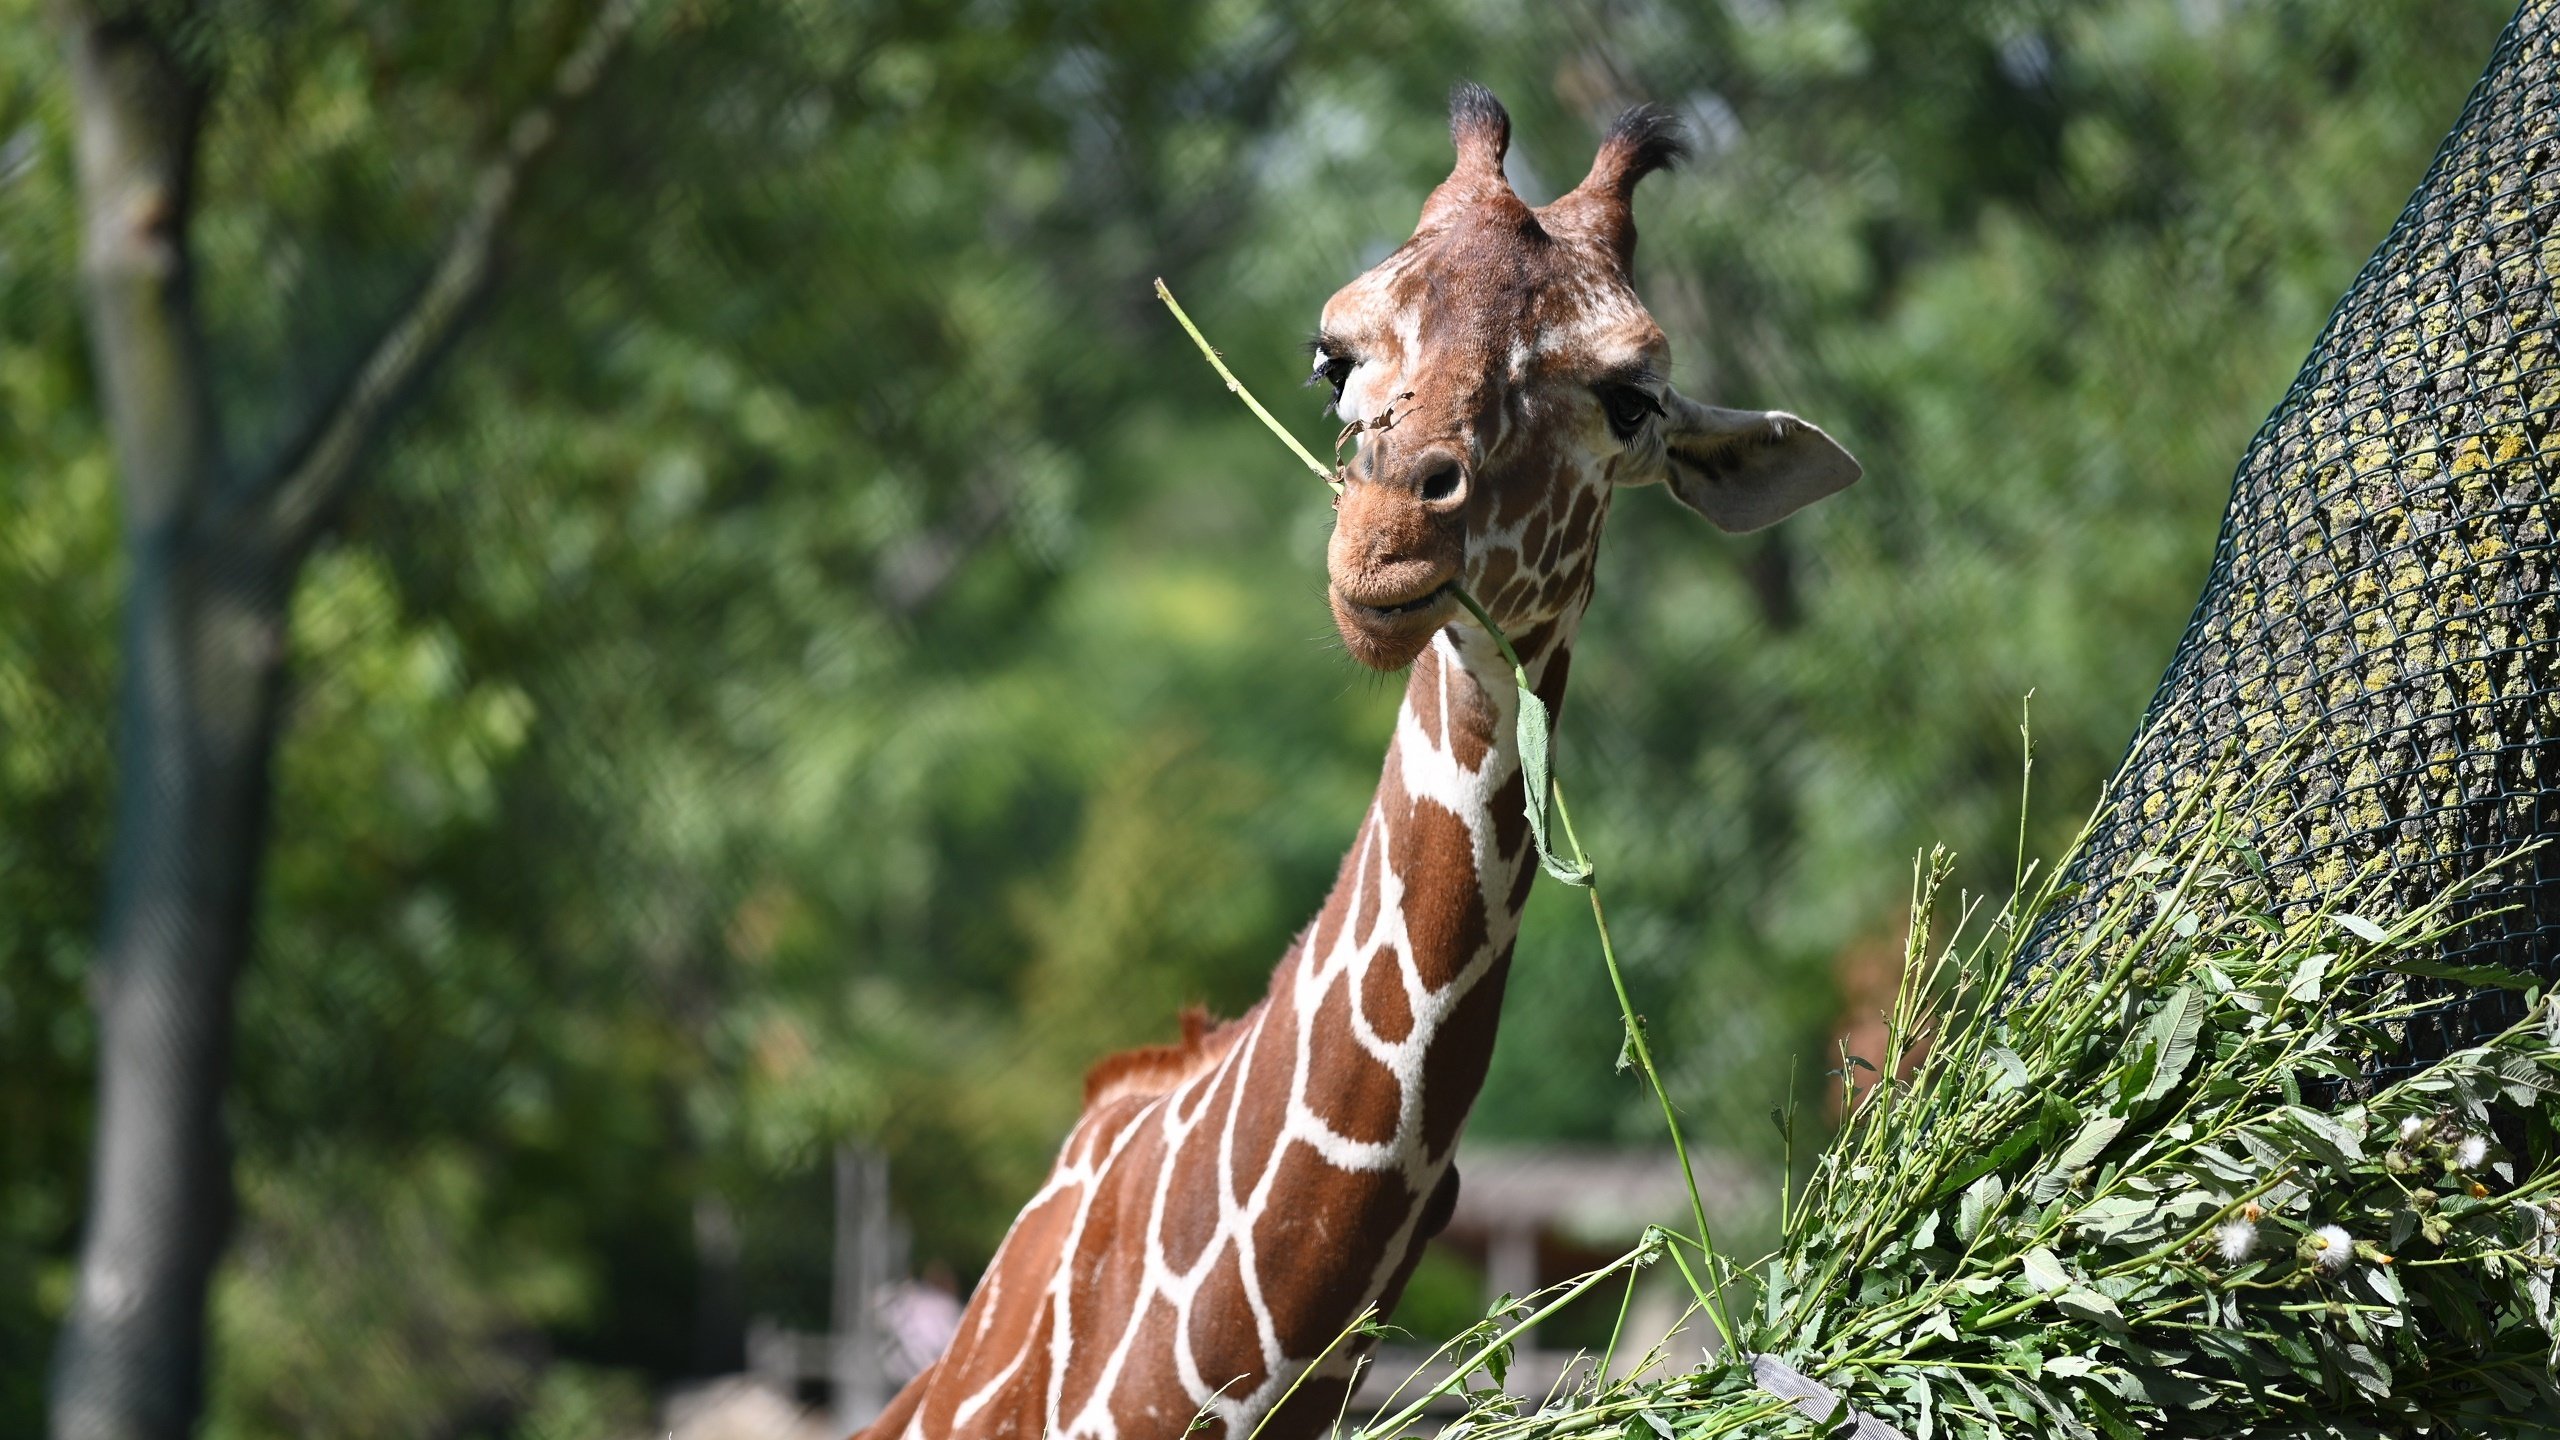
[0,0,2523,1433]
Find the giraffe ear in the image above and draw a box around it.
[1647,389,1861,533]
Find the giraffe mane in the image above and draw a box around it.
[1079,1003,1249,1112]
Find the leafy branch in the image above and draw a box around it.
[264,0,645,554]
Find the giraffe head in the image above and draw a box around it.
[1316,85,1861,671]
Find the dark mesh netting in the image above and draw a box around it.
[2017,0,2560,1078]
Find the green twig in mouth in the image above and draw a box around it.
[1156,277,1341,496]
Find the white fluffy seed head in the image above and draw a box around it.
[2399,1116,2426,1143]
[2457,1135,2489,1169]
[2214,1219,2258,1264]
[2312,1224,2354,1273]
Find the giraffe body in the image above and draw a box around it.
[865,85,1859,1440]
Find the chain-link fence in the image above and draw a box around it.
[2019,0,2560,1079]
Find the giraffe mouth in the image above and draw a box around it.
[1349,580,1455,619]
[1330,573,1460,670]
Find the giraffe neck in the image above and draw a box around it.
[869,606,1594,1440]
[1190,606,1581,1423]
[1284,608,1578,1135]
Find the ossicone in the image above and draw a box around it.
[1417,81,1523,232]
[1448,81,1511,175]
[1542,102,1690,265]
[1583,103,1688,200]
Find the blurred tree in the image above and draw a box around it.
[44,4,637,1437]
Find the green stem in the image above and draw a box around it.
[1155,278,1340,493]
[1447,584,1528,674]
[1357,1244,1649,1440]
[2128,1294,2207,1326]
[2098,1170,2295,1280]
[1555,782,1737,1350]
[1599,1258,1642,1382]
[1965,1285,2054,1332]
[1655,1239,1737,1357]
[1246,1303,1378,1440]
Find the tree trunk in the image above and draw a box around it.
[45,12,295,1440]
[50,543,290,1440]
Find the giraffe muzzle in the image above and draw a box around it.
[1328,563,1460,671]
[1350,579,1454,618]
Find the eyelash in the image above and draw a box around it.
[1310,350,1355,413]
[1598,383,1664,441]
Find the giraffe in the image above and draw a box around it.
[861,84,1860,1440]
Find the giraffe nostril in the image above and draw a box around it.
[1418,460,1465,507]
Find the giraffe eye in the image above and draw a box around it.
[1309,351,1356,413]
[1599,384,1664,441]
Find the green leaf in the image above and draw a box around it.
[2387,956,2541,990]
[2359,1261,2408,1311]
[1760,1256,1793,1330]
[1956,1174,2005,1246]
[1933,1122,2045,1203]
[2033,1115,2125,1200]
[2082,1388,2145,1440]
[2037,1090,2084,1149]
[2266,1328,2319,1380]
[2055,1286,2126,1332]
[2336,1341,2391,1399]
[2479,1363,2535,1409]
[2021,1246,2070,1293]
[2281,1105,2366,1166]
[2115,1366,2208,1409]
[2388,1206,2417,1250]
[2426,1265,2488,1342]
[2186,1143,2255,1184]
[1953,1371,2009,1440]
[1512,682,1592,886]
[2285,953,2331,1004]
[2011,1374,2097,1440]
[1901,1371,1937,1440]
[1984,1046,2031,1095]
[1858,1264,1900,1305]
[2071,1195,2159,1246]
[2136,988,2203,1103]
[2116,1044,2161,1109]
[2331,913,2390,946]
[2493,1053,2560,1106]
[2081,1190,2209,1247]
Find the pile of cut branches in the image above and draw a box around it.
[1362,789,2560,1438]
